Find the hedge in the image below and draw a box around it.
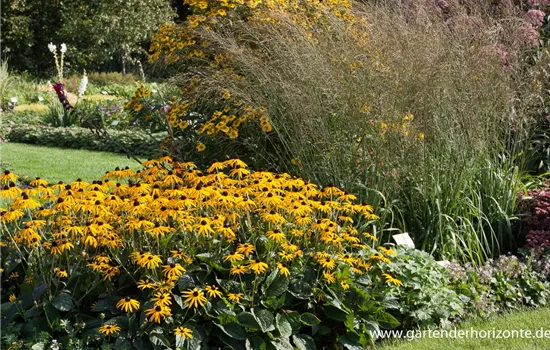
[5,124,166,157]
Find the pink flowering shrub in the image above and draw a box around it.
[516,24,541,45]
[525,9,546,28]
[521,186,550,251]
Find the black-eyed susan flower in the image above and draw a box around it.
[248,260,268,275]
[227,293,244,303]
[99,324,121,335]
[182,288,207,309]
[382,273,403,287]
[323,270,336,284]
[174,326,193,340]
[152,292,172,307]
[230,265,247,275]
[340,280,350,290]
[277,262,290,277]
[196,143,206,152]
[145,305,172,323]
[116,297,140,313]
[236,243,255,257]
[205,285,223,298]
[9,294,16,302]
[318,257,336,270]
[55,267,68,278]
[162,262,186,280]
[137,253,162,269]
[223,251,244,263]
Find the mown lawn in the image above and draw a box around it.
[378,307,550,349]
[1,142,143,183]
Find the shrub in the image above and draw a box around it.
[5,124,165,157]
[0,157,402,348]
[87,72,137,86]
[381,248,464,329]
[447,255,549,317]
[520,183,550,251]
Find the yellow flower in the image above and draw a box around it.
[318,257,336,270]
[205,285,223,298]
[236,243,255,257]
[137,253,162,269]
[174,326,193,340]
[116,297,140,313]
[137,279,155,290]
[196,143,206,152]
[55,267,68,278]
[162,263,186,280]
[277,263,290,277]
[145,305,172,323]
[152,292,173,307]
[227,293,244,303]
[230,265,248,275]
[323,270,336,284]
[182,289,207,309]
[99,324,121,335]
[9,294,16,302]
[248,260,269,275]
[340,281,350,290]
[224,251,244,263]
[382,273,403,287]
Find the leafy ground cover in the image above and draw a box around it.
[378,307,550,350]
[0,143,141,183]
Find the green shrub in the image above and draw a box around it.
[447,255,549,317]
[87,72,137,85]
[5,124,165,157]
[382,248,465,329]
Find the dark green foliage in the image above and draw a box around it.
[6,124,165,157]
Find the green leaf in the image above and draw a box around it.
[246,335,267,350]
[262,269,289,298]
[237,312,261,331]
[31,343,45,350]
[292,334,316,350]
[269,338,294,350]
[289,280,312,299]
[253,308,275,333]
[323,305,347,322]
[52,293,73,312]
[376,311,400,329]
[177,274,196,291]
[300,313,320,326]
[214,313,247,340]
[92,297,118,314]
[339,333,364,350]
[276,313,293,338]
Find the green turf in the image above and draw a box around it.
[377,307,550,349]
[1,142,143,183]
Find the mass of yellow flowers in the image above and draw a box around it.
[1,156,401,334]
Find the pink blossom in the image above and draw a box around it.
[528,0,549,8]
[516,24,541,45]
[525,9,546,28]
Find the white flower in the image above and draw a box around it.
[9,97,17,104]
[101,90,108,95]
[60,43,67,53]
[48,42,57,53]
[78,73,88,97]
[37,96,44,102]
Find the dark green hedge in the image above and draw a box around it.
[6,124,166,157]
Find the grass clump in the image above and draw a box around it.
[147,0,542,263]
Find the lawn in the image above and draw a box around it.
[1,142,143,183]
[378,307,550,350]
